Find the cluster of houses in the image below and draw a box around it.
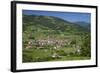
[24,38,81,58]
[25,38,71,49]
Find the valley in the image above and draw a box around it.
[22,15,91,62]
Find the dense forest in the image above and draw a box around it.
[22,15,91,62]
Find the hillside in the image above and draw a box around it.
[23,15,88,34]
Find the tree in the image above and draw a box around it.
[80,34,91,57]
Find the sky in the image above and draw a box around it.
[23,10,91,23]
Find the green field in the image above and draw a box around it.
[23,48,90,62]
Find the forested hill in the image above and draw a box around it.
[23,15,89,35]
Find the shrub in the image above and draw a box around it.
[58,50,66,56]
[23,53,33,62]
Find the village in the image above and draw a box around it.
[23,38,81,59]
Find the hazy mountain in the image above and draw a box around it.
[74,21,90,30]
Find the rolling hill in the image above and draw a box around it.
[23,15,89,34]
